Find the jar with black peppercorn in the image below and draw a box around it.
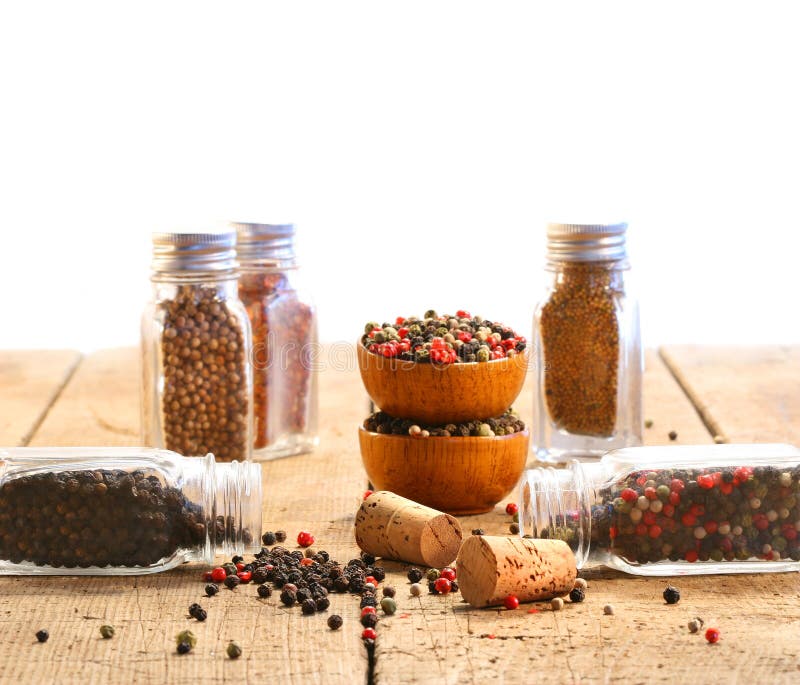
[532,222,642,462]
[0,447,262,575]
[141,231,254,462]
[519,444,800,575]
[233,222,318,460]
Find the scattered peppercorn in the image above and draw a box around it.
[175,629,197,650]
[509,523,520,534]
[503,594,520,610]
[688,618,704,633]
[506,503,518,516]
[569,587,585,603]
[705,627,720,644]
[177,641,191,655]
[361,612,379,628]
[327,614,343,630]
[439,567,456,582]
[275,530,287,543]
[410,583,422,597]
[663,585,681,604]
[645,419,654,429]
[301,598,317,615]
[257,584,272,598]
[262,531,277,546]
[211,567,227,583]
[380,597,397,615]
[297,531,315,548]
[407,568,424,583]
[551,597,564,611]
[426,569,440,582]
[362,628,377,641]
[471,529,485,536]
[434,578,452,594]
[35,630,49,643]
[603,604,614,616]
[360,552,376,565]
[315,596,331,612]
[205,583,219,597]
[225,640,242,659]
[382,586,396,598]
[99,624,115,639]
[224,575,241,590]
[668,430,678,441]
[280,588,297,606]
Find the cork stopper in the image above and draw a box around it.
[354,491,463,567]
[456,535,577,608]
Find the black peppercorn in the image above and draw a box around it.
[177,641,191,655]
[382,586,396,598]
[361,612,378,628]
[262,531,277,546]
[333,576,350,593]
[280,589,297,607]
[371,567,386,582]
[231,555,244,564]
[205,583,219,597]
[257,584,272,598]
[275,530,287,543]
[188,603,202,616]
[450,580,459,592]
[361,552,376,565]
[569,587,585,603]
[360,594,378,609]
[663,585,681,604]
[668,431,678,441]
[193,608,207,622]
[471,529,485,536]
[327,614,343,630]
[301,598,317,615]
[428,580,439,595]
[224,575,240,590]
[315,596,330,612]
[35,630,49,643]
[295,588,311,603]
[407,568,423,583]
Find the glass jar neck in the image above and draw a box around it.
[150,270,240,285]
[238,255,298,272]
[189,454,262,562]
[545,256,630,271]
[520,462,605,569]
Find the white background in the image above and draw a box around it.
[1,1,799,351]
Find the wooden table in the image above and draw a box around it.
[1,346,799,684]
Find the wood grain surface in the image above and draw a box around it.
[0,349,80,446]
[1,345,799,684]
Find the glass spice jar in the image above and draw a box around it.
[519,444,800,576]
[141,231,254,462]
[532,222,642,462]
[0,447,262,575]
[233,222,318,460]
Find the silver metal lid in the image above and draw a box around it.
[151,231,238,275]
[546,222,628,261]
[231,222,296,263]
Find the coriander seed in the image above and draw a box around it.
[100,625,115,639]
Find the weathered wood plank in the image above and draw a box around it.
[373,350,800,685]
[2,346,370,685]
[0,349,81,446]
[661,345,800,444]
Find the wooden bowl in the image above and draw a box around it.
[357,341,529,423]
[358,427,530,515]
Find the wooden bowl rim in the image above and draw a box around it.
[358,426,530,444]
[356,339,529,370]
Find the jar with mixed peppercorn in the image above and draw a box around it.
[519,444,800,575]
[233,223,318,460]
[532,222,642,462]
[141,231,254,462]
[0,447,262,575]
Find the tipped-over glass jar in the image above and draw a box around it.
[520,444,800,575]
[532,222,642,462]
[141,231,254,462]
[234,222,318,460]
[0,448,261,575]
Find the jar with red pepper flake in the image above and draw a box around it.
[233,223,318,459]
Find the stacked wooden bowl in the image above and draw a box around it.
[357,341,530,515]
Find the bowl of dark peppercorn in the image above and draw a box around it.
[357,312,528,425]
[358,412,529,515]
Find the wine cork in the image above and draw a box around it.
[456,535,576,608]
[355,491,463,568]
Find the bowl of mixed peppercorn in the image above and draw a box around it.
[359,410,529,514]
[358,310,528,424]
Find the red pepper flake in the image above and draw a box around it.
[527,608,539,614]
[399,613,411,618]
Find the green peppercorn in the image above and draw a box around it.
[380,597,397,615]
[364,321,380,335]
[426,568,440,581]
[175,629,197,649]
[226,641,242,659]
[99,625,115,639]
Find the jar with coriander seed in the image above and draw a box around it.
[519,443,800,575]
[233,222,318,460]
[0,447,262,575]
[532,222,642,462]
[141,231,253,462]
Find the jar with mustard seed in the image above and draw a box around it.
[233,222,318,460]
[141,231,253,462]
[532,222,642,462]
